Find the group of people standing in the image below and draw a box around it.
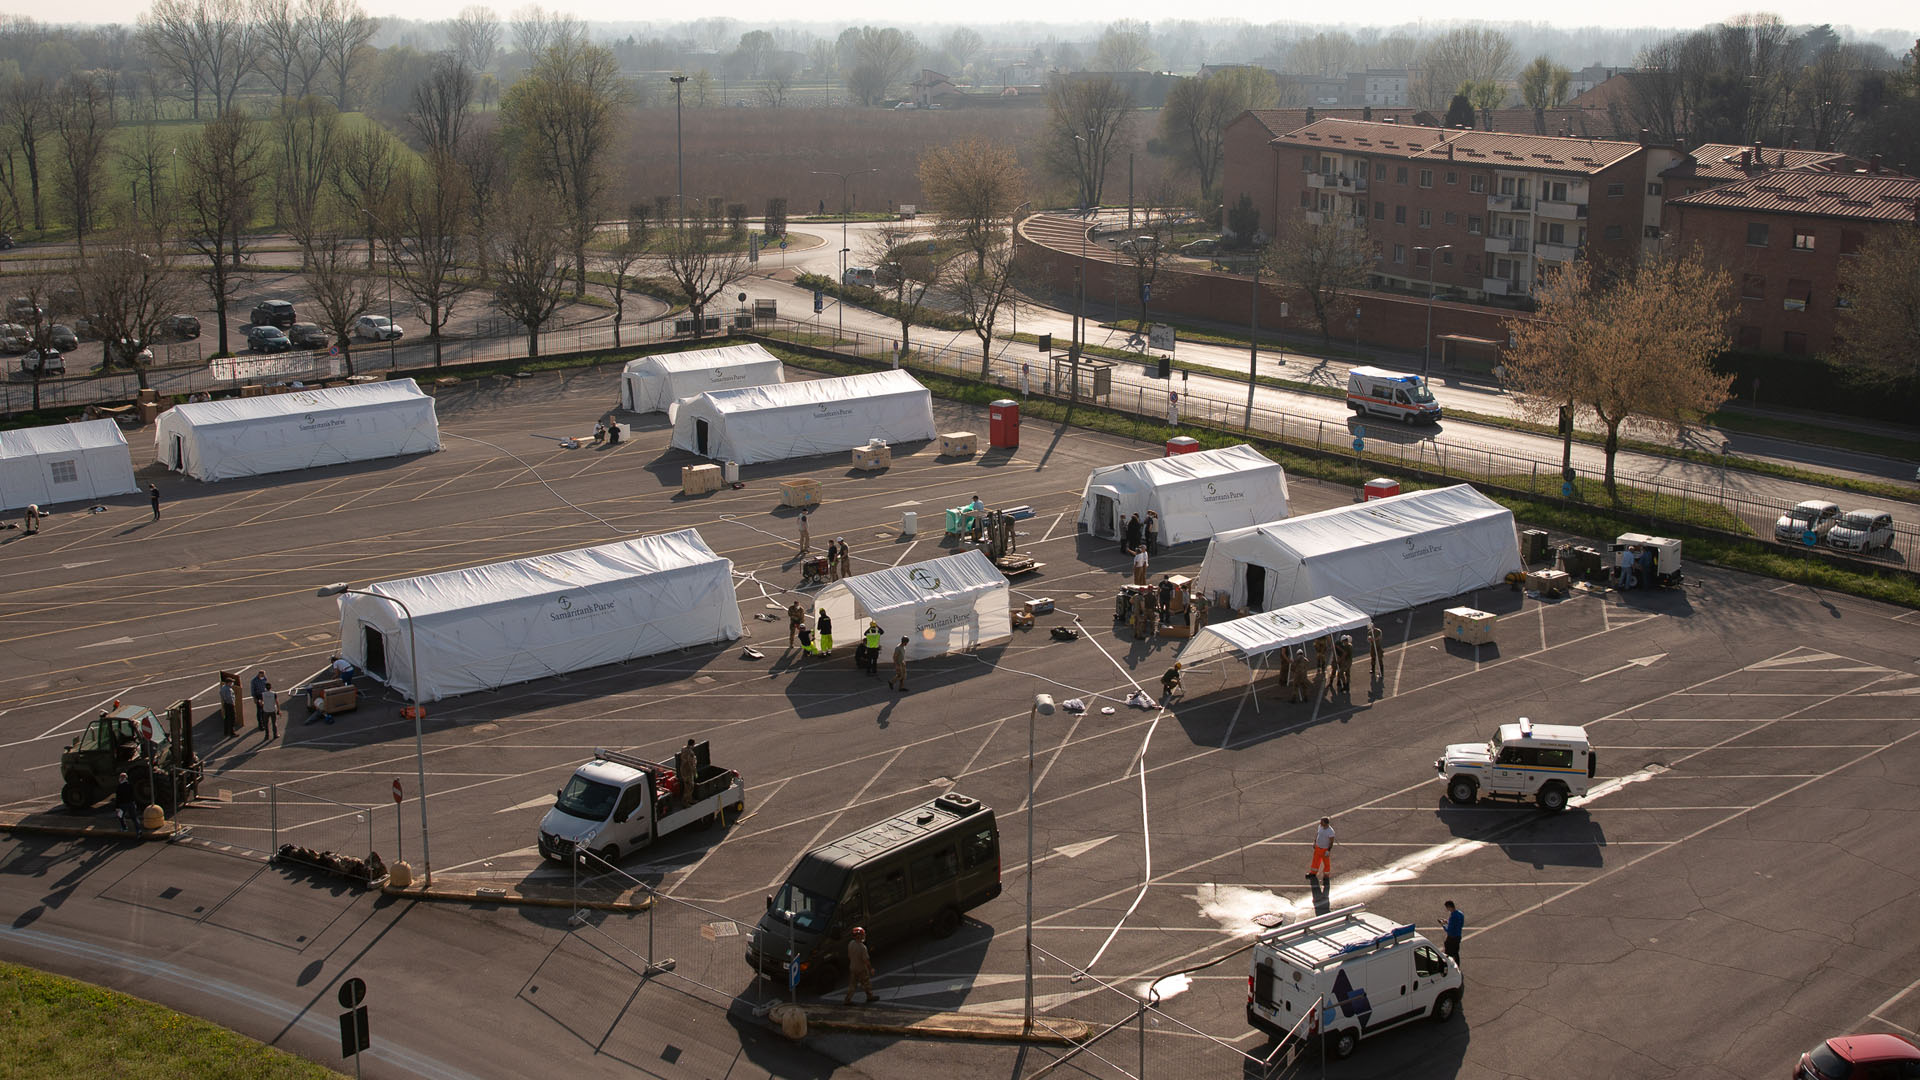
[788,600,910,691]
[1274,625,1385,703]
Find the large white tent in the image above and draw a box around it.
[1176,596,1373,669]
[1078,443,1288,546]
[620,343,786,412]
[333,529,743,703]
[1196,485,1521,616]
[813,550,1010,660]
[669,369,935,464]
[0,419,138,511]
[154,379,440,481]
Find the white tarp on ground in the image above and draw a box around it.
[333,528,743,703]
[0,419,137,511]
[1077,443,1288,545]
[1196,484,1521,616]
[620,343,786,412]
[814,550,1010,660]
[154,379,440,481]
[1176,596,1373,668]
[669,368,936,464]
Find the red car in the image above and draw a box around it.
[1795,1033,1920,1080]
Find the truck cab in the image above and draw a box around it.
[536,742,742,866]
[1248,903,1462,1059]
[1436,717,1595,812]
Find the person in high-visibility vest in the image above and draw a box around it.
[862,624,882,676]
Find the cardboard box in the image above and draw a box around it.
[779,479,822,508]
[1443,607,1497,646]
[681,464,723,495]
[938,431,978,457]
[1024,597,1055,616]
[1527,569,1570,598]
[852,444,891,470]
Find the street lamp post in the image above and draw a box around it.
[1026,692,1056,1032]
[317,582,430,885]
[810,167,876,343]
[1414,244,1452,379]
[670,75,688,226]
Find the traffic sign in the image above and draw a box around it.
[391,779,403,804]
[779,239,788,250]
[812,290,824,313]
[139,713,154,741]
[338,977,369,1059]
[1351,437,1364,453]
[789,962,803,989]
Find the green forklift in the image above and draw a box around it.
[59,701,202,815]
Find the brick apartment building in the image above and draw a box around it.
[1666,170,1920,356]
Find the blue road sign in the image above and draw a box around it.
[1351,437,1364,453]
[812,290,824,313]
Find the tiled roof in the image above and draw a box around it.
[1273,119,1641,173]
[1667,170,1920,222]
[1664,144,1855,182]
[1242,109,1430,138]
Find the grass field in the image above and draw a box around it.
[0,961,345,1079]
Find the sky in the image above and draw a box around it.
[33,0,1920,36]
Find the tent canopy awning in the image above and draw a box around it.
[815,549,1010,660]
[1177,596,1373,668]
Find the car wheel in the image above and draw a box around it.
[931,906,961,939]
[1431,990,1459,1022]
[1537,783,1569,813]
[594,843,619,868]
[1446,777,1478,805]
[1327,1028,1358,1060]
[61,781,96,810]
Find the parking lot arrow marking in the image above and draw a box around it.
[76,636,134,650]
[1579,653,1667,683]
[1053,836,1115,860]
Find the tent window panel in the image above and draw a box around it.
[49,459,78,484]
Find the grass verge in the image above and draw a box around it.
[0,961,345,1079]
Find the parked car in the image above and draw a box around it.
[0,233,14,250]
[1825,509,1895,553]
[249,299,297,328]
[1793,1032,1920,1080]
[288,322,329,349]
[20,347,64,376]
[71,316,102,341]
[1118,235,1161,254]
[164,314,201,339]
[111,339,155,365]
[353,314,403,342]
[47,324,78,351]
[8,296,43,322]
[1178,238,1219,255]
[1774,499,1842,544]
[0,323,29,353]
[245,325,292,353]
[842,267,877,288]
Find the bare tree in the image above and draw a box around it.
[1092,20,1155,72]
[1161,66,1274,202]
[454,123,504,280]
[8,264,64,409]
[1043,74,1135,209]
[253,0,317,105]
[408,52,474,158]
[304,224,378,376]
[1836,226,1920,378]
[1117,205,1176,332]
[1518,56,1574,109]
[844,25,918,106]
[500,37,630,297]
[946,230,1029,375]
[179,109,269,356]
[917,137,1026,271]
[1415,28,1516,112]
[140,0,257,118]
[72,224,195,391]
[860,219,949,358]
[657,207,753,341]
[116,107,172,224]
[448,4,501,74]
[940,28,983,76]
[275,95,340,263]
[329,123,401,263]
[602,236,645,349]
[509,4,581,61]
[1626,40,1686,144]
[312,0,378,110]
[384,152,473,366]
[1262,216,1372,343]
[51,73,112,252]
[2,74,49,229]
[488,183,569,357]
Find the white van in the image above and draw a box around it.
[1248,904,1462,1059]
[1346,366,1441,424]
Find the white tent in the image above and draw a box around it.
[154,379,440,481]
[333,529,743,703]
[669,368,936,464]
[1078,443,1289,545]
[0,419,138,511]
[1196,485,1521,616]
[813,550,1010,660]
[1176,596,1373,669]
[620,343,787,413]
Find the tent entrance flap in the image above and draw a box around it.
[361,625,388,680]
[1243,563,1267,611]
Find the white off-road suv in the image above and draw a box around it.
[1435,718,1596,813]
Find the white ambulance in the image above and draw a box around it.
[1247,904,1462,1059]
[1345,366,1442,424]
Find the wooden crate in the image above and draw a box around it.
[1443,607,1497,646]
[851,444,892,470]
[779,479,822,508]
[1526,569,1571,598]
[938,431,978,457]
[681,464,723,496]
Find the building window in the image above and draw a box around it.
[1606,183,1626,198]
[1736,325,1763,349]
[1747,222,1770,247]
[1467,215,1483,235]
[1840,229,1865,255]
[1395,166,1409,184]
[1784,278,1811,311]
[1446,171,1458,185]
[1441,248,1454,265]
[1419,169,1433,187]
[1418,209,1432,227]
[1543,223,1566,244]
[1741,274,1766,300]
[49,459,78,484]
[1375,163,1387,180]
[1793,230,1816,251]
[1413,247,1430,268]
[1783,331,1808,355]
[1543,181,1568,202]
[1300,191,1313,208]
[1303,154,1315,172]
[1470,174,1487,193]
[1394,205,1407,224]
[1374,201,1385,220]
[1643,224,1662,238]
[1444,211,1457,225]
[1603,224,1624,240]
[1500,176,1515,195]
[1321,156,1335,174]
[1647,182,1663,195]
[1393,244,1406,264]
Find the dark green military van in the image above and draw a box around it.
[746,792,1000,986]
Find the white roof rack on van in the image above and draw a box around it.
[1255,904,1417,969]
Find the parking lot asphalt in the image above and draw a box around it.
[2,361,1917,1080]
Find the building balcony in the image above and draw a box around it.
[1535,241,1579,261]
[1536,200,1587,221]
[1485,235,1530,254]
[1482,277,1519,296]
[1487,194,1533,212]
[1303,210,1327,226]
[1306,172,1330,189]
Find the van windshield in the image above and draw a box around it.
[1409,384,1435,404]
[553,776,619,822]
[768,882,837,934]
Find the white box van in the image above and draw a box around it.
[1248,904,1462,1059]
[1346,366,1441,424]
